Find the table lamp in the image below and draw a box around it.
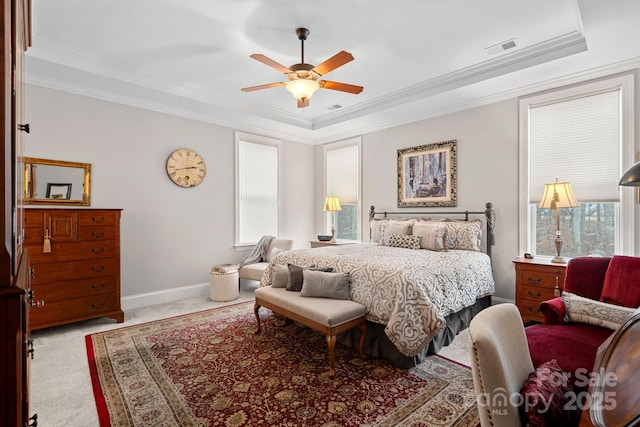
[323,196,342,243]
[538,178,579,263]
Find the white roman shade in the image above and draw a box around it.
[238,139,278,244]
[326,144,359,204]
[529,89,620,203]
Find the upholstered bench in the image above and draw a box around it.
[254,286,367,378]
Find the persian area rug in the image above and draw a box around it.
[86,301,479,427]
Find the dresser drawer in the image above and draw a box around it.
[517,283,558,302]
[516,267,564,290]
[30,276,118,302]
[26,240,118,263]
[78,211,120,226]
[78,225,119,241]
[517,299,545,323]
[30,293,120,330]
[31,258,118,284]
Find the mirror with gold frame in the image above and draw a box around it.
[24,157,91,206]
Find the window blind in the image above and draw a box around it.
[529,89,620,203]
[238,139,278,244]
[326,144,359,204]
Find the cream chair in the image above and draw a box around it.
[238,238,293,282]
[468,304,534,427]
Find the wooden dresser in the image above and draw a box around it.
[513,258,567,323]
[24,208,124,330]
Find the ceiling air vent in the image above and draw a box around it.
[327,104,343,111]
[485,38,517,56]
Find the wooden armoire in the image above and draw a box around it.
[1,0,34,426]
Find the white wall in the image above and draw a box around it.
[24,85,315,300]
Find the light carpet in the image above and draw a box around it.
[86,301,479,426]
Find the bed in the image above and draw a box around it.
[260,202,496,368]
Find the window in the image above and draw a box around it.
[235,133,280,246]
[519,74,635,257]
[324,138,361,241]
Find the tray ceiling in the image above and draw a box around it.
[25,0,640,144]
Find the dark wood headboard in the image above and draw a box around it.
[368,202,496,259]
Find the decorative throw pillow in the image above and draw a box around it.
[563,291,636,330]
[444,220,483,251]
[412,221,447,251]
[286,264,333,292]
[369,219,389,244]
[386,233,421,249]
[300,270,351,300]
[383,219,414,245]
[519,359,580,427]
[267,246,283,263]
[600,255,640,308]
[270,264,289,288]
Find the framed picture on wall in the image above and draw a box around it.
[397,139,457,207]
[46,183,72,200]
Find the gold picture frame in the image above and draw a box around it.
[397,139,457,207]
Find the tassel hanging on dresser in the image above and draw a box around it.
[43,228,51,253]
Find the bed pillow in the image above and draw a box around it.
[444,219,483,251]
[270,264,290,288]
[300,270,351,300]
[286,264,334,292]
[369,218,389,244]
[382,219,414,245]
[266,246,283,262]
[412,221,447,251]
[562,291,636,330]
[519,359,580,427]
[387,233,421,249]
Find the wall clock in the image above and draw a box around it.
[166,148,207,187]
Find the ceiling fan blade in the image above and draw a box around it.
[311,51,354,76]
[250,54,291,74]
[319,80,363,94]
[297,98,310,108]
[241,82,286,92]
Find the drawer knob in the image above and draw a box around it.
[91,265,105,273]
[91,247,106,254]
[91,231,106,238]
[91,283,105,291]
[91,216,106,223]
[526,277,541,285]
[92,302,106,309]
[527,291,542,298]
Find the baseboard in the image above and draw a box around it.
[121,282,210,311]
[491,296,515,305]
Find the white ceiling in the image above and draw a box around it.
[25,0,640,144]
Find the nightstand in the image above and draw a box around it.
[309,240,353,248]
[513,258,567,323]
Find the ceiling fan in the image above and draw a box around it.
[241,28,363,108]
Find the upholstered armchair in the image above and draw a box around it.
[238,238,293,282]
[469,304,534,427]
[526,255,640,392]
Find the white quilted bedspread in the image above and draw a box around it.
[260,243,495,356]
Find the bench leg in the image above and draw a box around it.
[326,334,337,378]
[254,303,262,334]
[358,323,367,360]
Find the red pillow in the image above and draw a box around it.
[519,359,580,427]
[601,256,640,308]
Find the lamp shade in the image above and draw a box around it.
[619,161,640,186]
[323,196,342,212]
[286,79,320,101]
[538,179,579,209]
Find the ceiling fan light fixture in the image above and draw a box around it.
[286,79,320,102]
